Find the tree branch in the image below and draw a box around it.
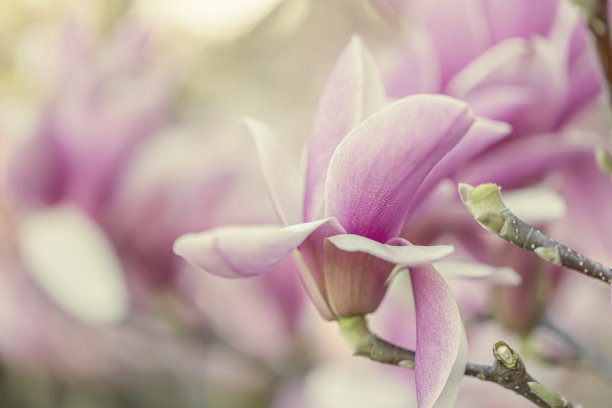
[459,183,612,284]
[337,316,576,408]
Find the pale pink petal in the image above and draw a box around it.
[303,35,386,222]
[433,260,520,285]
[244,118,302,225]
[410,265,465,408]
[386,27,441,97]
[327,234,454,266]
[7,113,66,207]
[550,3,605,124]
[173,219,334,278]
[446,37,568,135]
[455,133,592,188]
[483,0,558,44]
[412,0,491,85]
[326,94,473,243]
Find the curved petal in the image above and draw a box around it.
[327,234,454,266]
[303,35,387,222]
[326,94,474,243]
[244,118,302,225]
[173,218,333,278]
[410,265,465,408]
[433,260,520,285]
[446,37,567,135]
[17,204,128,324]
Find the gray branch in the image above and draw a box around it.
[338,316,576,407]
[459,183,612,284]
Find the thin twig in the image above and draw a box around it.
[338,316,576,407]
[459,183,612,284]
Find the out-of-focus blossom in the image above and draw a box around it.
[387,0,607,188]
[5,17,306,336]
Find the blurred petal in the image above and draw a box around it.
[412,0,491,85]
[447,37,567,134]
[173,219,334,278]
[456,133,592,187]
[551,1,605,123]
[244,117,302,225]
[304,35,387,222]
[327,234,454,266]
[483,0,558,43]
[17,204,128,324]
[503,187,567,223]
[386,27,441,97]
[410,265,465,408]
[433,260,520,285]
[7,113,66,207]
[326,94,473,242]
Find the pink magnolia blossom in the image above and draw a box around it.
[387,0,606,189]
[174,36,511,408]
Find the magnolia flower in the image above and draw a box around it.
[174,36,513,408]
[387,0,607,188]
[174,36,473,320]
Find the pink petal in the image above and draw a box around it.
[173,219,333,278]
[326,94,474,243]
[386,27,441,98]
[7,113,66,207]
[446,37,567,135]
[550,3,605,124]
[482,0,558,44]
[244,118,302,225]
[412,0,491,85]
[303,35,386,222]
[411,265,465,408]
[455,133,592,188]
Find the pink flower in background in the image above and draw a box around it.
[5,20,305,333]
[387,0,606,188]
[8,21,170,213]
